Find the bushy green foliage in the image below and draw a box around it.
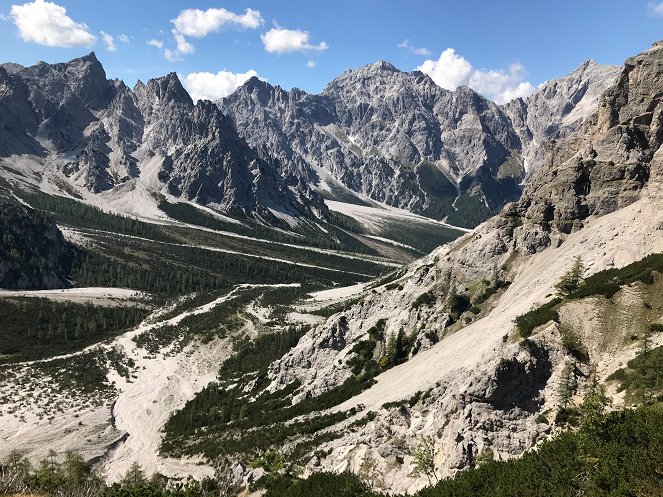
[570,253,663,299]
[515,298,561,337]
[410,436,438,484]
[472,280,511,307]
[555,256,585,297]
[447,292,471,321]
[258,471,375,497]
[219,326,307,380]
[559,326,589,363]
[607,346,663,405]
[0,297,148,362]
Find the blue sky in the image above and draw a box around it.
[1,0,662,103]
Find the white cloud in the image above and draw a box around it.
[0,13,9,21]
[100,31,116,51]
[10,0,96,48]
[164,48,181,62]
[166,7,262,61]
[418,48,472,90]
[173,29,194,54]
[118,33,130,43]
[647,1,663,16]
[417,48,535,104]
[261,28,328,54]
[184,69,260,101]
[172,7,263,37]
[147,38,163,49]
[307,60,316,68]
[499,81,536,103]
[397,39,431,56]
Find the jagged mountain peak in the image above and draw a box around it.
[364,59,400,73]
[142,71,192,106]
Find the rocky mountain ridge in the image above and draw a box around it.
[0,50,619,230]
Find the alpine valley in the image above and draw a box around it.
[0,28,662,497]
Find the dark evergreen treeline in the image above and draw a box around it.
[569,253,663,299]
[0,297,149,362]
[157,199,376,255]
[0,202,76,289]
[0,451,221,497]
[23,191,177,242]
[71,231,366,296]
[219,326,306,380]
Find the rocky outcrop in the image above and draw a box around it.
[504,60,620,174]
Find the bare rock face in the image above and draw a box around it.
[220,65,524,228]
[504,60,621,175]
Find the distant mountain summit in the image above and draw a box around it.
[0,53,322,224]
[221,59,619,227]
[0,52,619,228]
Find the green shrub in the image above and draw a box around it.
[515,298,561,338]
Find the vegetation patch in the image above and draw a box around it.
[607,346,663,405]
[516,298,561,338]
[0,297,149,362]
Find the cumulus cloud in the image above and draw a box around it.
[307,60,316,68]
[10,0,96,47]
[261,28,328,54]
[397,39,431,56]
[172,7,263,37]
[164,49,181,62]
[166,7,262,61]
[173,29,194,54]
[418,48,535,104]
[118,33,130,43]
[147,38,163,49]
[183,69,260,101]
[100,31,116,51]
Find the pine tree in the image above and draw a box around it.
[581,366,609,434]
[556,256,585,296]
[121,462,147,487]
[558,361,577,410]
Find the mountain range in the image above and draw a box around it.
[0,52,619,229]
